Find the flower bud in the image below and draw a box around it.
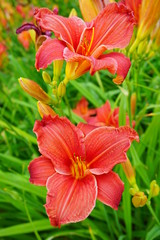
[19,77,51,104]
[132,192,147,208]
[69,8,77,17]
[131,92,136,117]
[149,180,160,198]
[57,81,66,98]
[79,0,103,22]
[129,187,139,196]
[122,158,136,186]
[37,101,56,118]
[42,71,51,84]
[53,60,63,82]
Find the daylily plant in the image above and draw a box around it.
[35,3,135,84]
[29,115,139,226]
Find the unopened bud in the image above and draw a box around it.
[149,180,160,198]
[69,8,77,17]
[37,101,56,118]
[57,81,66,98]
[122,158,136,186]
[137,40,148,55]
[129,187,139,196]
[131,92,136,117]
[53,60,63,81]
[132,192,147,208]
[19,77,51,104]
[42,71,51,84]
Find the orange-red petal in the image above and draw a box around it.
[35,8,86,51]
[96,100,112,123]
[104,52,131,84]
[28,155,55,186]
[96,171,124,210]
[35,38,65,70]
[90,55,117,75]
[45,173,97,226]
[33,116,85,175]
[91,3,135,55]
[77,123,98,136]
[85,126,139,174]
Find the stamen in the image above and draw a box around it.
[80,27,95,56]
[70,155,87,179]
[86,27,94,56]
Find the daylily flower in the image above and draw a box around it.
[73,97,96,121]
[35,3,135,84]
[29,115,139,226]
[87,100,135,128]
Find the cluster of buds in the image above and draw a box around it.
[19,56,67,118]
[122,158,160,208]
[129,0,160,59]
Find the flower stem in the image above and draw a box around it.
[146,201,160,226]
[95,72,104,92]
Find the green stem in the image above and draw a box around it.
[95,72,104,92]
[64,94,72,121]
[126,79,132,127]
[146,202,160,226]
[23,192,42,240]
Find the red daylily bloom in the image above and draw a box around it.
[35,3,135,84]
[73,97,96,121]
[88,100,135,127]
[29,115,139,226]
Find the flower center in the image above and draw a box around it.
[81,27,94,56]
[70,155,87,179]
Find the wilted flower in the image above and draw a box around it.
[29,115,139,226]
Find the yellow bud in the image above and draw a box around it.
[149,180,160,198]
[19,77,51,104]
[52,81,57,87]
[57,81,66,98]
[29,29,36,43]
[137,40,148,55]
[132,192,147,208]
[79,0,103,22]
[131,92,136,117]
[69,8,77,17]
[53,60,63,82]
[42,71,51,84]
[37,101,56,118]
[129,187,139,196]
[122,158,136,186]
